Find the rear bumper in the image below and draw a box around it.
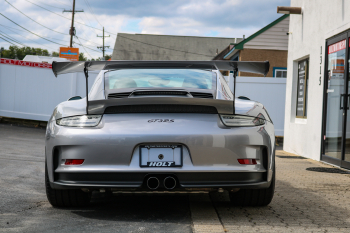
[46,114,276,188]
[50,171,271,190]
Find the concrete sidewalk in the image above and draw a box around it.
[202,150,350,232]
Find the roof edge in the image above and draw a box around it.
[117,32,243,40]
[224,14,289,59]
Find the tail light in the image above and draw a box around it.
[65,159,84,165]
[238,159,257,165]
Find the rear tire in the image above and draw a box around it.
[229,166,275,207]
[45,165,91,207]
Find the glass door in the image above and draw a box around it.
[322,34,347,166]
[343,33,350,169]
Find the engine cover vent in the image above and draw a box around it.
[133,91,188,96]
[104,105,218,114]
[108,92,132,99]
[190,92,214,99]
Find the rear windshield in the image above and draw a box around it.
[105,69,216,90]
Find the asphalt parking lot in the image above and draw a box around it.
[1,124,350,232]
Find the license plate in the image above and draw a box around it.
[139,145,183,167]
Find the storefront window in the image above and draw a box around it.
[296,59,309,118]
[324,39,346,160]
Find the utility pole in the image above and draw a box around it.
[97,27,110,60]
[63,0,84,47]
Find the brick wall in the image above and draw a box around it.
[239,49,288,77]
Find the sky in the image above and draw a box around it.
[0,0,290,59]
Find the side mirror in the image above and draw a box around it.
[68,96,82,101]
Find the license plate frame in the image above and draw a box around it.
[139,145,183,168]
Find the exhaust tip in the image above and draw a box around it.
[147,177,160,190]
[163,176,176,190]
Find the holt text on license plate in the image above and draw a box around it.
[139,145,183,167]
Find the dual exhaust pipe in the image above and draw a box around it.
[147,176,177,190]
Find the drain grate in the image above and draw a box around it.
[306,167,350,174]
[276,155,307,159]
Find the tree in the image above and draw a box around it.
[88,54,112,61]
[0,46,63,60]
[105,54,112,60]
[0,46,103,60]
[79,52,87,61]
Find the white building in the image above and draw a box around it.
[23,55,68,64]
[284,0,350,169]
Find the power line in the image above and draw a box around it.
[0,36,17,46]
[0,20,100,53]
[77,5,101,38]
[0,25,99,57]
[0,24,56,50]
[0,12,67,46]
[2,0,111,55]
[108,48,211,58]
[12,0,209,58]
[0,30,27,46]
[0,18,213,58]
[78,35,101,46]
[77,9,98,35]
[0,29,26,46]
[3,1,101,47]
[55,0,72,7]
[0,23,100,53]
[113,34,214,57]
[0,24,23,32]
[75,42,100,52]
[73,2,103,40]
[37,1,66,10]
[4,0,66,35]
[75,36,92,58]
[84,0,103,27]
[24,0,117,36]
[24,0,84,24]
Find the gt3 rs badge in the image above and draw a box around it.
[147,162,175,167]
[148,119,174,123]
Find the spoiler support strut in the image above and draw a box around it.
[83,65,89,115]
[233,67,238,115]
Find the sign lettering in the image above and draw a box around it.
[0,58,52,69]
[328,40,346,54]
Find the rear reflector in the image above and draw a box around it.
[65,159,84,165]
[237,159,257,165]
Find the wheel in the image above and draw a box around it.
[45,165,91,207]
[229,166,275,207]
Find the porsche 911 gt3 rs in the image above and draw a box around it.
[45,60,275,207]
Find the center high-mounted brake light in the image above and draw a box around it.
[65,159,84,165]
[237,159,257,165]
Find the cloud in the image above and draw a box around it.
[0,0,289,59]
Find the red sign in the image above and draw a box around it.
[0,58,52,69]
[328,40,346,54]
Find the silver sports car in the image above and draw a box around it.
[45,60,275,207]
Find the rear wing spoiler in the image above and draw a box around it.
[52,60,270,115]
